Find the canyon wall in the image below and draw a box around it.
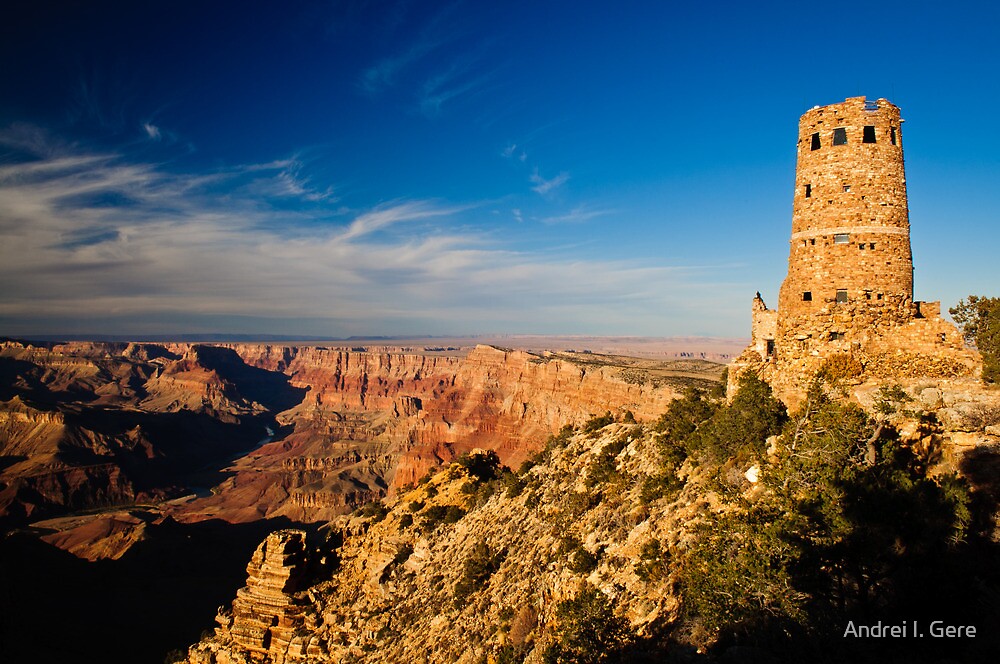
[1,340,716,533]
[173,344,695,523]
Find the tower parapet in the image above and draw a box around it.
[731,97,979,404]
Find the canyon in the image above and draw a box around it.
[0,339,722,531]
[0,337,722,663]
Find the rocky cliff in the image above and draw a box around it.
[186,377,1000,664]
[186,344,695,524]
[1,340,719,535]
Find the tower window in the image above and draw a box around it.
[830,332,845,341]
[834,233,850,244]
[869,242,875,249]
[805,183,812,198]
[890,126,897,145]
[833,127,848,145]
[836,289,848,303]
[766,339,775,357]
[843,185,851,192]
[877,293,883,300]
[863,125,877,143]
[810,238,816,245]
[802,291,812,301]
[859,243,865,250]
[811,132,821,150]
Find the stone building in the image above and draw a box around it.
[731,96,979,404]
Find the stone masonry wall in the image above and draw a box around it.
[778,97,912,317]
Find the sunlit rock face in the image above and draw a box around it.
[1,340,715,546]
[226,530,311,658]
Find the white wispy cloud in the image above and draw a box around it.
[417,51,496,117]
[540,206,614,225]
[530,168,570,195]
[339,200,459,241]
[143,123,161,141]
[501,143,527,162]
[260,159,337,202]
[419,72,485,116]
[361,36,440,94]
[0,126,721,336]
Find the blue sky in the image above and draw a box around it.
[1,1,997,338]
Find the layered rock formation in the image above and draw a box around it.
[1,339,720,539]
[214,530,312,661]
[0,341,278,530]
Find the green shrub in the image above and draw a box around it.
[496,644,530,664]
[456,450,504,482]
[686,372,785,462]
[421,504,466,532]
[517,458,537,475]
[678,385,981,651]
[653,387,717,441]
[639,470,684,505]
[584,438,628,488]
[453,541,504,606]
[951,295,1000,384]
[563,491,599,518]
[559,536,599,574]
[502,472,527,498]
[568,548,598,574]
[635,539,669,581]
[541,586,632,663]
[872,384,912,417]
[356,500,389,522]
[583,412,616,435]
[680,504,805,635]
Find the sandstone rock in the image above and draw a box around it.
[919,387,942,408]
[223,529,311,660]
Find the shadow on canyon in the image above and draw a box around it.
[0,516,302,664]
[188,345,308,414]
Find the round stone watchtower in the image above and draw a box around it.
[729,96,979,405]
[777,96,912,316]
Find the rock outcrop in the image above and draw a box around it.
[221,530,312,661]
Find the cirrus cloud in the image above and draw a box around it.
[0,124,731,337]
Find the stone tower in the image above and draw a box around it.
[777,97,912,316]
[730,96,978,404]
